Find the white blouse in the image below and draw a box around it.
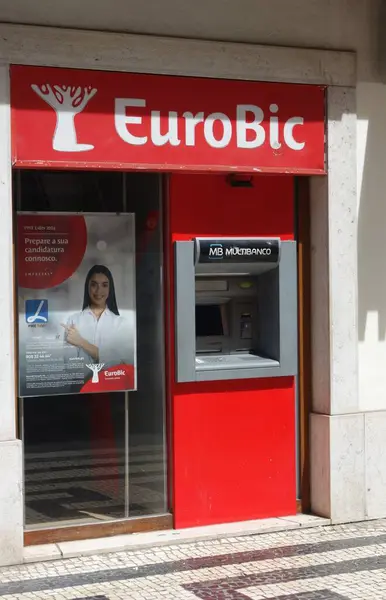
[65,307,134,367]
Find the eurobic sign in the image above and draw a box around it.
[11,65,326,173]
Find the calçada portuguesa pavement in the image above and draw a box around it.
[2,519,386,599]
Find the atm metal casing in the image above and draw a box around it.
[174,237,298,382]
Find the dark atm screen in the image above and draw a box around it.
[196,304,224,337]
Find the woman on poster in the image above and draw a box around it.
[62,264,134,368]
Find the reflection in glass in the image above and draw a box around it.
[127,174,167,517]
[23,393,126,527]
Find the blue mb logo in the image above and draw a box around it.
[208,243,224,258]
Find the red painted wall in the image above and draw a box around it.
[168,173,297,528]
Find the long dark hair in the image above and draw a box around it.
[82,265,120,315]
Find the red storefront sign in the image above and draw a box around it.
[11,65,326,173]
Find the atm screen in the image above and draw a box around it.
[196,304,224,337]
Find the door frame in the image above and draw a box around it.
[295,176,312,513]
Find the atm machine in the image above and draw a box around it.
[174,237,297,383]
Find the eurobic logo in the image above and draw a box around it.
[86,363,105,384]
[31,82,306,154]
[31,84,97,152]
[86,364,127,384]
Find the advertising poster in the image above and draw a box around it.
[17,213,136,397]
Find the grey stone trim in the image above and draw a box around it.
[0,23,355,86]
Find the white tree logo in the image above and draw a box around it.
[31,84,97,152]
[86,363,105,384]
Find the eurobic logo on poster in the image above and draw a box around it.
[17,213,137,398]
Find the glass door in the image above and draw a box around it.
[15,170,168,531]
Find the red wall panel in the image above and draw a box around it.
[173,378,296,526]
[168,173,297,528]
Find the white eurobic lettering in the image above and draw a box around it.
[269,104,281,150]
[151,110,181,146]
[236,105,265,149]
[114,98,306,151]
[284,117,305,150]
[115,98,147,145]
[183,112,205,146]
[204,112,232,148]
[105,369,126,377]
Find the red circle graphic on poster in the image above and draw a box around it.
[18,215,87,289]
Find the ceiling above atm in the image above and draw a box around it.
[0,0,363,51]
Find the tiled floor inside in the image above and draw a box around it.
[24,441,166,527]
[2,519,386,598]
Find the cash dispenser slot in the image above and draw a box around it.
[174,237,298,382]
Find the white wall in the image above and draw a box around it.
[357,82,386,412]
[0,65,23,565]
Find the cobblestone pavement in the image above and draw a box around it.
[3,520,386,599]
